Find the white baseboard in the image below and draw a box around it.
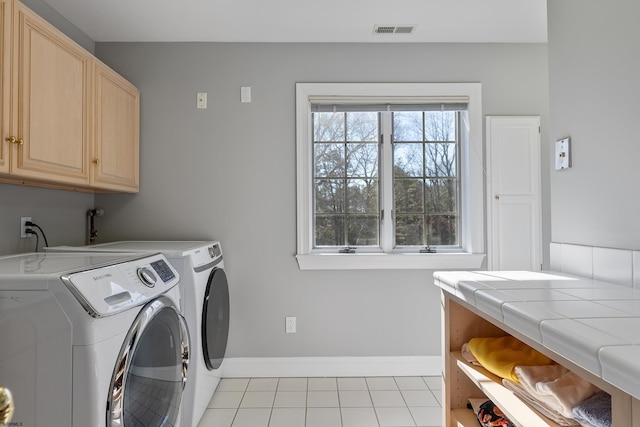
[222,356,441,378]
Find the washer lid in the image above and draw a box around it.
[49,240,213,255]
[61,253,180,318]
[47,241,224,269]
[0,252,143,290]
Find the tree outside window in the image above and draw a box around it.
[312,109,460,250]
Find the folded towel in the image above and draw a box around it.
[516,364,569,388]
[502,379,579,426]
[571,391,611,427]
[535,371,600,418]
[467,336,554,382]
[461,343,481,366]
[514,365,599,418]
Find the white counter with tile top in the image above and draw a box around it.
[435,269,640,426]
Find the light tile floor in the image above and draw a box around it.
[197,376,442,427]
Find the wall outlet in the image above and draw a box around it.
[21,216,32,238]
[285,316,296,334]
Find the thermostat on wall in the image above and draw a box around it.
[555,137,571,170]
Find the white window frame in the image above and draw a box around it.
[295,82,486,270]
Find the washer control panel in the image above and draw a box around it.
[62,253,180,318]
[151,259,177,282]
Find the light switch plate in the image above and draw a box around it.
[241,86,251,103]
[555,137,571,170]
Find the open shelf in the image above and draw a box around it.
[440,284,635,427]
[451,407,480,426]
[451,351,562,427]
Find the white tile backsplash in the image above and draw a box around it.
[593,246,633,286]
[551,243,639,286]
[634,251,640,288]
[559,243,593,277]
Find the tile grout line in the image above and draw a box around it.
[209,376,443,427]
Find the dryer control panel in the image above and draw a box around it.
[190,242,224,272]
[61,253,180,318]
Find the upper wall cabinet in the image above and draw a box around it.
[0,0,139,193]
[91,60,139,192]
[9,1,91,186]
[0,0,10,175]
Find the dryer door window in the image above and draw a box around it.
[108,296,189,427]
[202,267,230,370]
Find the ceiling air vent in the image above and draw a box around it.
[373,25,416,35]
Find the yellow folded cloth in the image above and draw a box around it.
[467,336,553,382]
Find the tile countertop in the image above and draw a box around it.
[433,270,640,400]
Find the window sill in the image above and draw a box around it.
[295,252,486,270]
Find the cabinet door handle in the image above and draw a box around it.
[6,136,23,145]
[495,195,500,200]
[93,159,100,165]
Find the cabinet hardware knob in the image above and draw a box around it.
[5,136,23,145]
[93,159,100,165]
[495,195,500,200]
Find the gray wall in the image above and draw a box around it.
[548,0,640,249]
[0,185,93,254]
[21,0,94,52]
[92,42,549,358]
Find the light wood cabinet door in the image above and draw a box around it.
[0,0,9,174]
[91,61,139,192]
[9,2,90,185]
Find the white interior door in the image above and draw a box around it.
[486,116,541,271]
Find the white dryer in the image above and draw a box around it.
[47,241,230,427]
[0,251,189,427]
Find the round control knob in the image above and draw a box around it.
[137,267,156,288]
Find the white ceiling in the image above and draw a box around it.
[42,0,548,43]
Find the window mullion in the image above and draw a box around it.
[343,113,349,248]
[380,112,394,252]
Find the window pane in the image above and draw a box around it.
[424,111,456,141]
[394,143,423,177]
[392,111,460,248]
[395,215,424,246]
[347,215,379,246]
[309,108,461,251]
[393,112,422,141]
[314,112,344,141]
[347,143,378,177]
[425,178,458,213]
[347,112,378,142]
[315,179,344,213]
[316,215,344,246]
[394,179,424,214]
[426,215,458,245]
[425,142,457,177]
[347,179,378,214]
[314,143,345,177]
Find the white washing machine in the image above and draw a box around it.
[0,251,189,427]
[47,241,230,427]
